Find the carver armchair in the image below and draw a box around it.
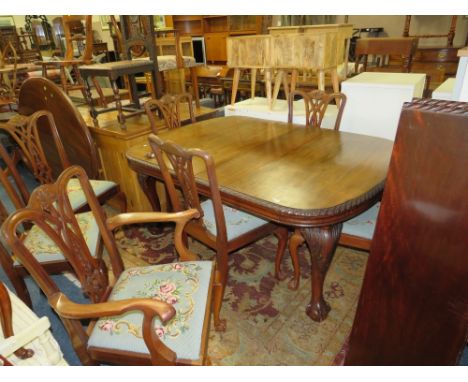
[2,165,214,365]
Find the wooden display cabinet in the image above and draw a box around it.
[171,16,263,63]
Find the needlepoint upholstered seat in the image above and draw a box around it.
[88,261,212,362]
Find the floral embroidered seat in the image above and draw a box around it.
[88,261,213,361]
[19,211,99,265]
[201,200,267,241]
[342,202,380,241]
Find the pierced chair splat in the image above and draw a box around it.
[148,134,288,331]
[144,92,196,134]
[288,89,347,130]
[1,165,214,366]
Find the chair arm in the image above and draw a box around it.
[106,209,200,231]
[49,292,175,324]
[49,292,178,364]
[106,209,201,262]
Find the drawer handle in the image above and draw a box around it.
[437,52,447,59]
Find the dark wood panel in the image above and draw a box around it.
[345,99,468,365]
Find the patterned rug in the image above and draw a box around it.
[114,222,367,366]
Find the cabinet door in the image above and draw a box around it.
[205,32,228,62]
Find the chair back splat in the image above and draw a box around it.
[144,92,196,134]
[288,89,347,130]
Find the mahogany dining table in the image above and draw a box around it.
[126,115,394,322]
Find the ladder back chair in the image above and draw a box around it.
[148,134,288,331]
[144,93,196,134]
[2,165,214,366]
[280,89,378,290]
[0,108,126,213]
[0,141,102,308]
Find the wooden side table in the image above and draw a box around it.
[79,60,156,129]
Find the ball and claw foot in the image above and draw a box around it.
[306,301,330,322]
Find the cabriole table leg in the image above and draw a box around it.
[301,223,342,321]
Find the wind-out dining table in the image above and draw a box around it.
[126,115,394,322]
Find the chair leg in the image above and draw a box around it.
[0,245,32,308]
[274,226,289,281]
[113,190,127,213]
[287,229,304,290]
[212,250,229,332]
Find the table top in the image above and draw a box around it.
[126,116,394,226]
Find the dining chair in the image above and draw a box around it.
[38,15,105,104]
[2,165,214,365]
[0,141,101,308]
[288,89,347,130]
[0,41,19,113]
[0,282,68,365]
[280,89,378,290]
[148,133,288,331]
[144,93,196,134]
[0,109,127,213]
